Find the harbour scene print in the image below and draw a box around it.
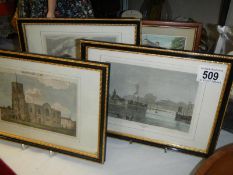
[0,71,77,136]
[45,34,117,58]
[109,62,198,132]
[46,35,77,58]
[142,34,186,50]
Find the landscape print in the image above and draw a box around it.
[0,70,77,136]
[109,62,198,132]
[45,34,117,59]
[142,34,186,50]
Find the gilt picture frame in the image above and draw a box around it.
[81,40,233,157]
[142,20,202,51]
[0,50,109,163]
[17,18,141,59]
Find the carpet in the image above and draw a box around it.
[0,159,16,175]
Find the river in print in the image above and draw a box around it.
[108,62,198,132]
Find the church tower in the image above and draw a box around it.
[12,76,28,121]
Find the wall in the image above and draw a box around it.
[226,0,233,26]
[128,0,221,24]
[164,0,221,24]
[128,0,144,10]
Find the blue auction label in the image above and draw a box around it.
[197,65,224,84]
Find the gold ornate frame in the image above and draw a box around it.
[80,40,233,157]
[0,50,109,163]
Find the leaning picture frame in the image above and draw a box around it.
[80,40,233,157]
[17,18,141,59]
[141,20,202,51]
[0,50,109,163]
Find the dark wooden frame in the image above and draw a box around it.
[80,40,233,157]
[0,49,110,163]
[142,20,203,51]
[17,18,141,54]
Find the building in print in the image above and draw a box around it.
[175,102,194,124]
[12,82,29,121]
[61,117,76,129]
[0,81,76,136]
[108,87,194,126]
[109,89,147,121]
[27,102,62,128]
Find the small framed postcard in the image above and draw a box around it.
[0,50,109,163]
[142,20,202,51]
[81,40,233,157]
[17,18,141,59]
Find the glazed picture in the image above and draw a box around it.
[142,34,186,50]
[44,34,117,58]
[109,62,198,132]
[0,70,77,136]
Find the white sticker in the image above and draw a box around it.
[197,65,224,84]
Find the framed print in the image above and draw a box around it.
[0,50,109,163]
[142,20,202,51]
[17,18,140,59]
[81,40,233,157]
